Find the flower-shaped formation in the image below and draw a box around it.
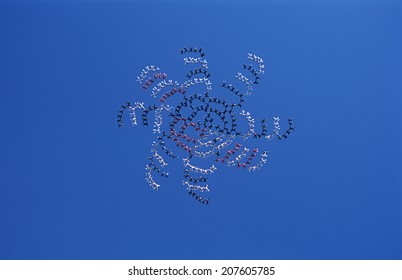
[117,47,294,205]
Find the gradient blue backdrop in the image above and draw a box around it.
[1,0,401,259]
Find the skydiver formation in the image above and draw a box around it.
[117,47,294,205]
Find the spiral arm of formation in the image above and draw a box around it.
[117,47,294,205]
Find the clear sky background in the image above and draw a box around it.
[1,0,401,259]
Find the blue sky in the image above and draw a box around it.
[0,0,401,259]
